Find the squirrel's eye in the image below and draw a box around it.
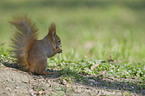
[58,40,60,43]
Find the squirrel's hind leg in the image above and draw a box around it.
[34,61,53,75]
[20,65,29,72]
[38,71,53,75]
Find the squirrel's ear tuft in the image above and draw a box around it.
[48,23,56,40]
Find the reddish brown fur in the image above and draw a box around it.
[10,15,62,75]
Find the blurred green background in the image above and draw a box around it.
[0,0,145,68]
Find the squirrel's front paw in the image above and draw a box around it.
[56,48,62,53]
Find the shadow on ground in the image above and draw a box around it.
[3,62,145,95]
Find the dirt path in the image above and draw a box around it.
[0,66,144,96]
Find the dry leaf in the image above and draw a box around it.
[108,56,114,63]
[91,64,99,70]
[99,60,106,63]
[39,91,46,95]
[62,79,67,85]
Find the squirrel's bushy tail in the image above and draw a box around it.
[10,15,38,70]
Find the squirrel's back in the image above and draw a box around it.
[10,15,38,69]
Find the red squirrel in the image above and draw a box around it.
[10,15,62,75]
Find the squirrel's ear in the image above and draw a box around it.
[48,23,56,40]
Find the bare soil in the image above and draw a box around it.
[0,63,144,96]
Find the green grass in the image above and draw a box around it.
[0,0,145,95]
[0,43,11,63]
